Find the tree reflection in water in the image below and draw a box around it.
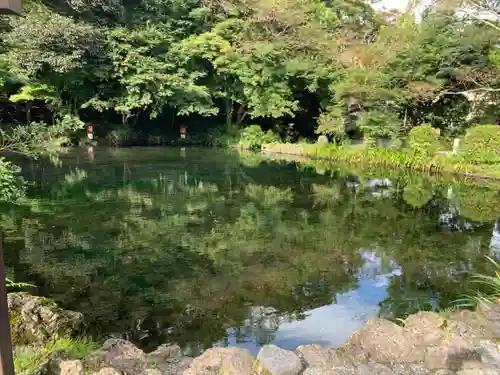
[1,148,499,352]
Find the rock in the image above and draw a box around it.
[344,318,424,365]
[434,371,456,375]
[147,345,193,375]
[256,345,302,375]
[460,361,491,370]
[477,302,500,338]
[424,342,480,371]
[182,348,253,375]
[447,311,490,344]
[395,364,438,375]
[145,370,162,375]
[148,345,183,363]
[456,370,499,375]
[296,344,352,369]
[8,293,84,344]
[302,368,354,375]
[405,312,444,345]
[356,363,395,375]
[58,360,84,375]
[315,167,326,175]
[477,340,500,370]
[317,135,329,145]
[37,350,72,375]
[92,368,122,375]
[147,345,192,375]
[218,350,254,375]
[89,339,147,375]
[165,357,193,375]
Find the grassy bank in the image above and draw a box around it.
[14,337,97,375]
[261,143,500,181]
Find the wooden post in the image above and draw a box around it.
[453,138,460,155]
[0,0,21,15]
[0,231,15,375]
[0,6,21,375]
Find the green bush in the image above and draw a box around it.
[408,124,441,155]
[203,127,239,148]
[461,124,500,164]
[357,110,401,140]
[0,158,26,202]
[239,125,279,150]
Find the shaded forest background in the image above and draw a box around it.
[0,0,498,148]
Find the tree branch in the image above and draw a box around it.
[432,87,500,103]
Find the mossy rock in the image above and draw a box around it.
[10,310,23,345]
[8,293,85,345]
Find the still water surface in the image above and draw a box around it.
[3,148,500,355]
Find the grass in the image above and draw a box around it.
[261,142,500,181]
[438,306,457,320]
[14,337,98,375]
[457,257,500,309]
[240,147,500,192]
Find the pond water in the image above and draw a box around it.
[3,147,500,356]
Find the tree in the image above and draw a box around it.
[317,3,499,139]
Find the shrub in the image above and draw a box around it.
[0,158,26,202]
[461,124,500,164]
[105,125,139,147]
[408,124,441,155]
[239,125,279,150]
[204,127,239,148]
[357,110,401,140]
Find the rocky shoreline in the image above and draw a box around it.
[8,293,500,375]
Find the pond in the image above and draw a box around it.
[2,147,500,356]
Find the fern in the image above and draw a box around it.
[5,278,36,290]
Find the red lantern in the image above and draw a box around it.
[180,125,187,139]
[87,123,95,140]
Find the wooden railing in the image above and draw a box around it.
[0,231,15,375]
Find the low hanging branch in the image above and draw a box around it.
[431,87,500,104]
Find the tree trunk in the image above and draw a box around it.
[225,99,233,131]
[235,105,248,126]
[403,107,407,131]
[26,102,32,124]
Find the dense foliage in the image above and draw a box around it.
[409,124,442,156]
[0,0,497,149]
[461,124,500,163]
